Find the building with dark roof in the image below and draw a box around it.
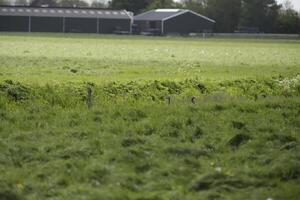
[0,6,133,34]
[134,9,215,35]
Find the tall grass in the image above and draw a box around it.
[0,80,299,199]
[0,33,299,199]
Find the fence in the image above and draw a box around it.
[190,33,300,39]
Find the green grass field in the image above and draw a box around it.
[0,33,300,200]
[1,33,299,84]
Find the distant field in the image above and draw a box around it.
[0,33,299,84]
[0,33,299,200]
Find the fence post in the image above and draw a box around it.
[166,96,171,105]
[191,96,196,104]
[87,87,93,109]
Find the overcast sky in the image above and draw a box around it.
[277,0,300,10]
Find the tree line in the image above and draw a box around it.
[0,0,105,8]
[110,0,299,33]
[1,0,299,33]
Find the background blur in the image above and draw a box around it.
[0,0,299,33]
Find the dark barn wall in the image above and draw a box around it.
[99,18,130,34]
[0,16,29,32]
[65,18,97,33]
[134,20,162,33]
[31,17,63,32]
[164,12,214,34]
[134,21,147,32]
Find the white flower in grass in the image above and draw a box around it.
[215,167,222,173]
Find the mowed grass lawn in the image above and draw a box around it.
[0,33,299,84]
[0,33,300,200]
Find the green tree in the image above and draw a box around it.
[91,0,106,8]
[30,0,58,6]
[147,0,175,10]
[240,0,281,33]
[206,0,241,32]
[58,0,89,7]
[181,0,207,13]
[109,0,149,14]
[277,8,300,33]
[281,0,293,10]
[109,0,179,14]
[15,0,29,6]
[0,0,7,5]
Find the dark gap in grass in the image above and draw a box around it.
[228,133,252,149]
[191,173,267,192]
[122,138,145,147]
[232,121,246,130]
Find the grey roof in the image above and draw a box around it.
[0,6,132,19]
[134,9,183,21]
[134,9,215,23]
